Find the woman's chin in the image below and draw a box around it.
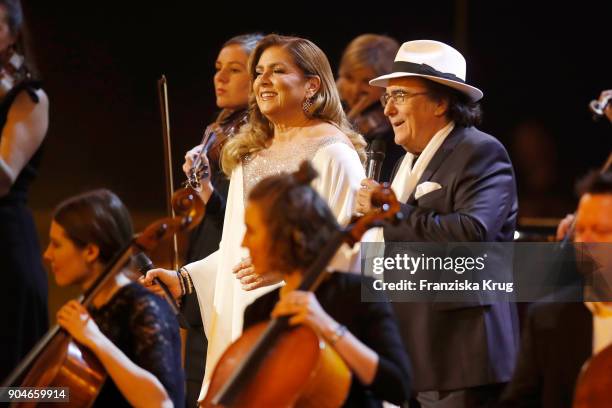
[258,105,275,116]
[257,100,281,114]
[53,274,75,287]
[216,97,240,110]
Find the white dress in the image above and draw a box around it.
[186,134,366,399]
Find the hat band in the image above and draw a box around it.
[392,61,465,84]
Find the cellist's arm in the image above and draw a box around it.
[322,324,380,385]
[272,290,411,404]
[272,291,379,385]
[57,301,172,408]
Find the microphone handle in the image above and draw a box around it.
[366,153,385,181]
[133,252,182,317]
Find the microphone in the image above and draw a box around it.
[132,252,185,323]
[366,138,386,181]
[133,251,154,274]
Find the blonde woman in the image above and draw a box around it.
[180,32,262,407]
[144,34,367,399]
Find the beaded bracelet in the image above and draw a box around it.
[176,269,185,297]
[179,267,193,295]
[186,272,193,294]
[329,324,348,345]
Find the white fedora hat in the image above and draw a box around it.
[369,40,483,102]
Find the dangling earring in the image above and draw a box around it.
[302,96,313,114]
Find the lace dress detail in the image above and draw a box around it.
[88,283,184,407]
[242,134,352,201]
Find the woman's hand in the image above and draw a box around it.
[57,300,103,348]
[139,268,182,300]
[598,89,612,122]
[356,178,380,214]
[233,257,283,291]
[182,144,204,179]
[272,290,336,337]
[183,144,214,203]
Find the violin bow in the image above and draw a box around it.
[157,75,179,271]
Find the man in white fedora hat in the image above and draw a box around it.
[357,40,519,407]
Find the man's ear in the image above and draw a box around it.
[433,97,449,117]
[305,76,321,98]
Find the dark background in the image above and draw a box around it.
[21,0,612,221]
[10,0,612,368]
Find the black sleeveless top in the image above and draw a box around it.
[0,80,49,381]
[0,80,44,203]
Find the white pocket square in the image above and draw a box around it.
[414,181,442,200]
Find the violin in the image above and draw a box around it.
[201,184,402,408]
[1,187,205,407]
[186,109,248,190]
[352,105,390,139]
[343,93,390,139]
[0,48,32,100]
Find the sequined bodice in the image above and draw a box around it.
[242,134,351,199]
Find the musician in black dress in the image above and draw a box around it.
[0,0,49,381]
[241,162,412,407]
[46,189,184,407]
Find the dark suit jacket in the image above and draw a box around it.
[498,302,592,408]
[383,125,520,392]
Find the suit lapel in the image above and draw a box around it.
[389,153,407,183]
[405,126,466,205]
[572,303,593,364]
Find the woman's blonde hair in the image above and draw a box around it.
[221,34,366,175]
[338,34,399,78]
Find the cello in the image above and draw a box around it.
[0,187,204,407]
[202,183,402,407]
